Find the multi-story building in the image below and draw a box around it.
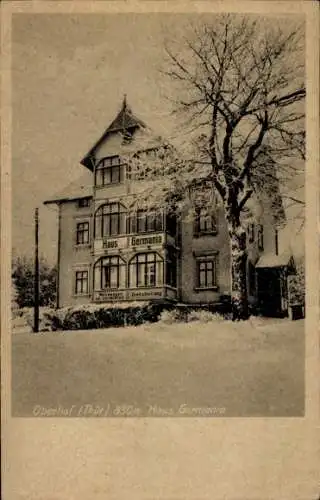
[44,97,295,317]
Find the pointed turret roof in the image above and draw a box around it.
[81,96,147,170]
[107,95,146,132]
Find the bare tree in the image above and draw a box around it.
[126,15,305,320]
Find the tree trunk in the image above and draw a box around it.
[226,207,249,321]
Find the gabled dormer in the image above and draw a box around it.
[80,96,147,171]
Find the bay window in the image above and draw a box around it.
[94,203,126,238]
[127,210,163,234]
[94,256,126,290]
[129,253,163,288]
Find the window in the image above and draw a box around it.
[78,198,91,208]
[196,256,217,289]
[129,253,163,288]
[258,224,264,251]
[76,222,89,245]
[248,223,255,243]
[94,203,126,238]
[121,129,133,145]
[194,208,217,235]
[94,256,126,290]
[75,270,89,295]
[95,156,125,187]
[166,248,177,288]
[127,210,163,234]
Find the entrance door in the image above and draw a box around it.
[257,268,282,317]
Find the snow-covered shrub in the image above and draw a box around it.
[159,309,185,324]
[187,309,223,323]
[24,307,56,332]
[288,263,305,306]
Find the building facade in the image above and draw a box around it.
[44,98,294,316]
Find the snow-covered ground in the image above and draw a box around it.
[11,317,304,417]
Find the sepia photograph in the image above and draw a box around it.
[10,11,307,419]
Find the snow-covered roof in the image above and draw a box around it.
[44,171,93,205]
[255,252,293,268]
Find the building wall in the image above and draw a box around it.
[56,122,283,309]
[59,200,92,308]
[57,182,282,309]
[94,128,158,161]
[180,206,231,304]
[57,184,281,308]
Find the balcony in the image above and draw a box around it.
[93,208,178,254]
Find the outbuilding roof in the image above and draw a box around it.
[44,171,93,205]
[255,252,294,269]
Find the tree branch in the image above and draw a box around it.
[238,110,269,182]
[239,189,254,210]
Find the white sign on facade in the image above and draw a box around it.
[127,289,164,300]
[93,286,174,302]
[103,237,127,250]
[94,233,164,254]
[94,290,126,302]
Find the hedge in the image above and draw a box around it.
[35,302,163,332]
[21,295,232,332]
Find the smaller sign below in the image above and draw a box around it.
[94,290,126,302]
[127,289,163,300]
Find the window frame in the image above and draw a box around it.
[129,252,163,288]
[194,207,217,236]
[127,210,164,235]
[94,256,126,290]
[94,202,127,238]
[95,156,125,187]
[75,270,89,295]
[257,224,264,251]
[76,221,90,245]
[248,223,255,243]
[78,198,91,208]
[195,255,218,291]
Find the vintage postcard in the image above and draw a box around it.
[1,1,319,499]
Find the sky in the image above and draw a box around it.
[12,13,305,264]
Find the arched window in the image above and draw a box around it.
[129,253,163,288]
[94,256,126,290]
[95,156,125,186]
[94,203,126,238]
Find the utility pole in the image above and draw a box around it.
[56,203,61,309]
[33,207,40,332]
